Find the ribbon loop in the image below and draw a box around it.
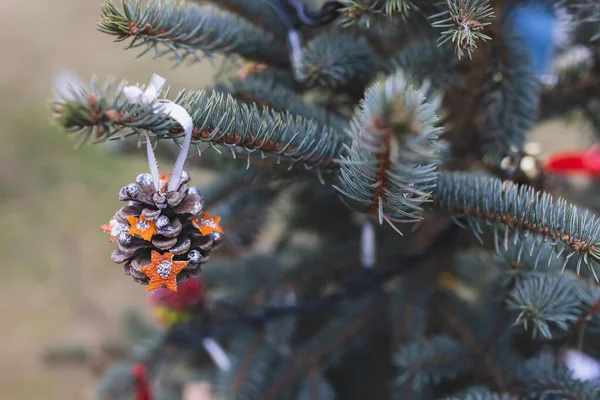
[123,74,194,192]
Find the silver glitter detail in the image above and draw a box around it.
[125,183,141,198]
[156,215,170,229]
[136,220,150,231]
[118,232,132,244]
[188,187,200,195]
[191,201,203,215]
[188,250,202,264]
[181,170,190,182]
[157,261,172,278]
[136,173,153,186]
[111,222,127,237]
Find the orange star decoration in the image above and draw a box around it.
[101,216,127,243]
[127,215,158,241]
[159,172,172,192]
[141,251,189,292]
[192,212,224,236]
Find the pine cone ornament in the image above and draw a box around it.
[99,74,224,293]
[102,172,223,291]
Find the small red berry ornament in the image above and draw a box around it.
[132,363,152,400]
[546,145,600,177]
[100,74,223,292]
[148,277,206,326]
[149,276,205,309]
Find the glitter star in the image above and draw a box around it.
[127,215,158,241]
[192,212,224,236]
[140,251,189,292]
[101,216,127,243]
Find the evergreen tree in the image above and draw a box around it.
[50,0,600,398]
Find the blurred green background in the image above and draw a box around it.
[0,1,216,398]
[0,1,592,399]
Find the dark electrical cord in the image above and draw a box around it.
[166,223,460,343]
[263,0,342,29]
[261,0,342,82]
[263,0,297,30]
[288,0,343,26]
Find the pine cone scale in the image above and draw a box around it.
[141,208,162,220]
[169,238,191,255]
[152,236,178,250]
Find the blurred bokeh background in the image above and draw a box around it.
[0,1,217,398]
[0,1,593,399]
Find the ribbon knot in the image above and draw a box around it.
[124,74,194,192]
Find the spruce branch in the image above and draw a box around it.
[197,170,259,210]
[571,0,600,41]
[571,281,600,355]
[202,0,289,38]
[391,384,434,400]
[336,1,382,27]
[388,39,464,90]
[382,0,417,16]
[260,293,384,400]
[433,172,600,278]
[337,0,419,26]
[389,274,436,343]
[204,268,398,338]
[245,62,297,87]
[393,335,473,390]
[518,353,600,399]
[437,296,520,391]
[98,0,287,66]
[539,55,600,123]
[335,71,447,232]
[479,23,540,164]
[443,386,518,400]
[211,186,278,254]
[213,74,349,131]
[214,331,269,398]
[168,224,460,342]
[493,237,561,288]
[431,0,495,59]
[506,274,583,339]
[97,364,138,399]
[297,371,336,400]
[52,77,346,170]
[296,34,379,89]
[201,254,279,304]
[214,328,289,399]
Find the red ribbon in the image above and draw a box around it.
[132,363,152,400]
[546,145,600,176]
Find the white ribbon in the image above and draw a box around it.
[563,349,600,382]
[202,337,232,371]
[123,74,194,192]
[288,30,306,81]
[361,221,376,269]
[285,290,297,306]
